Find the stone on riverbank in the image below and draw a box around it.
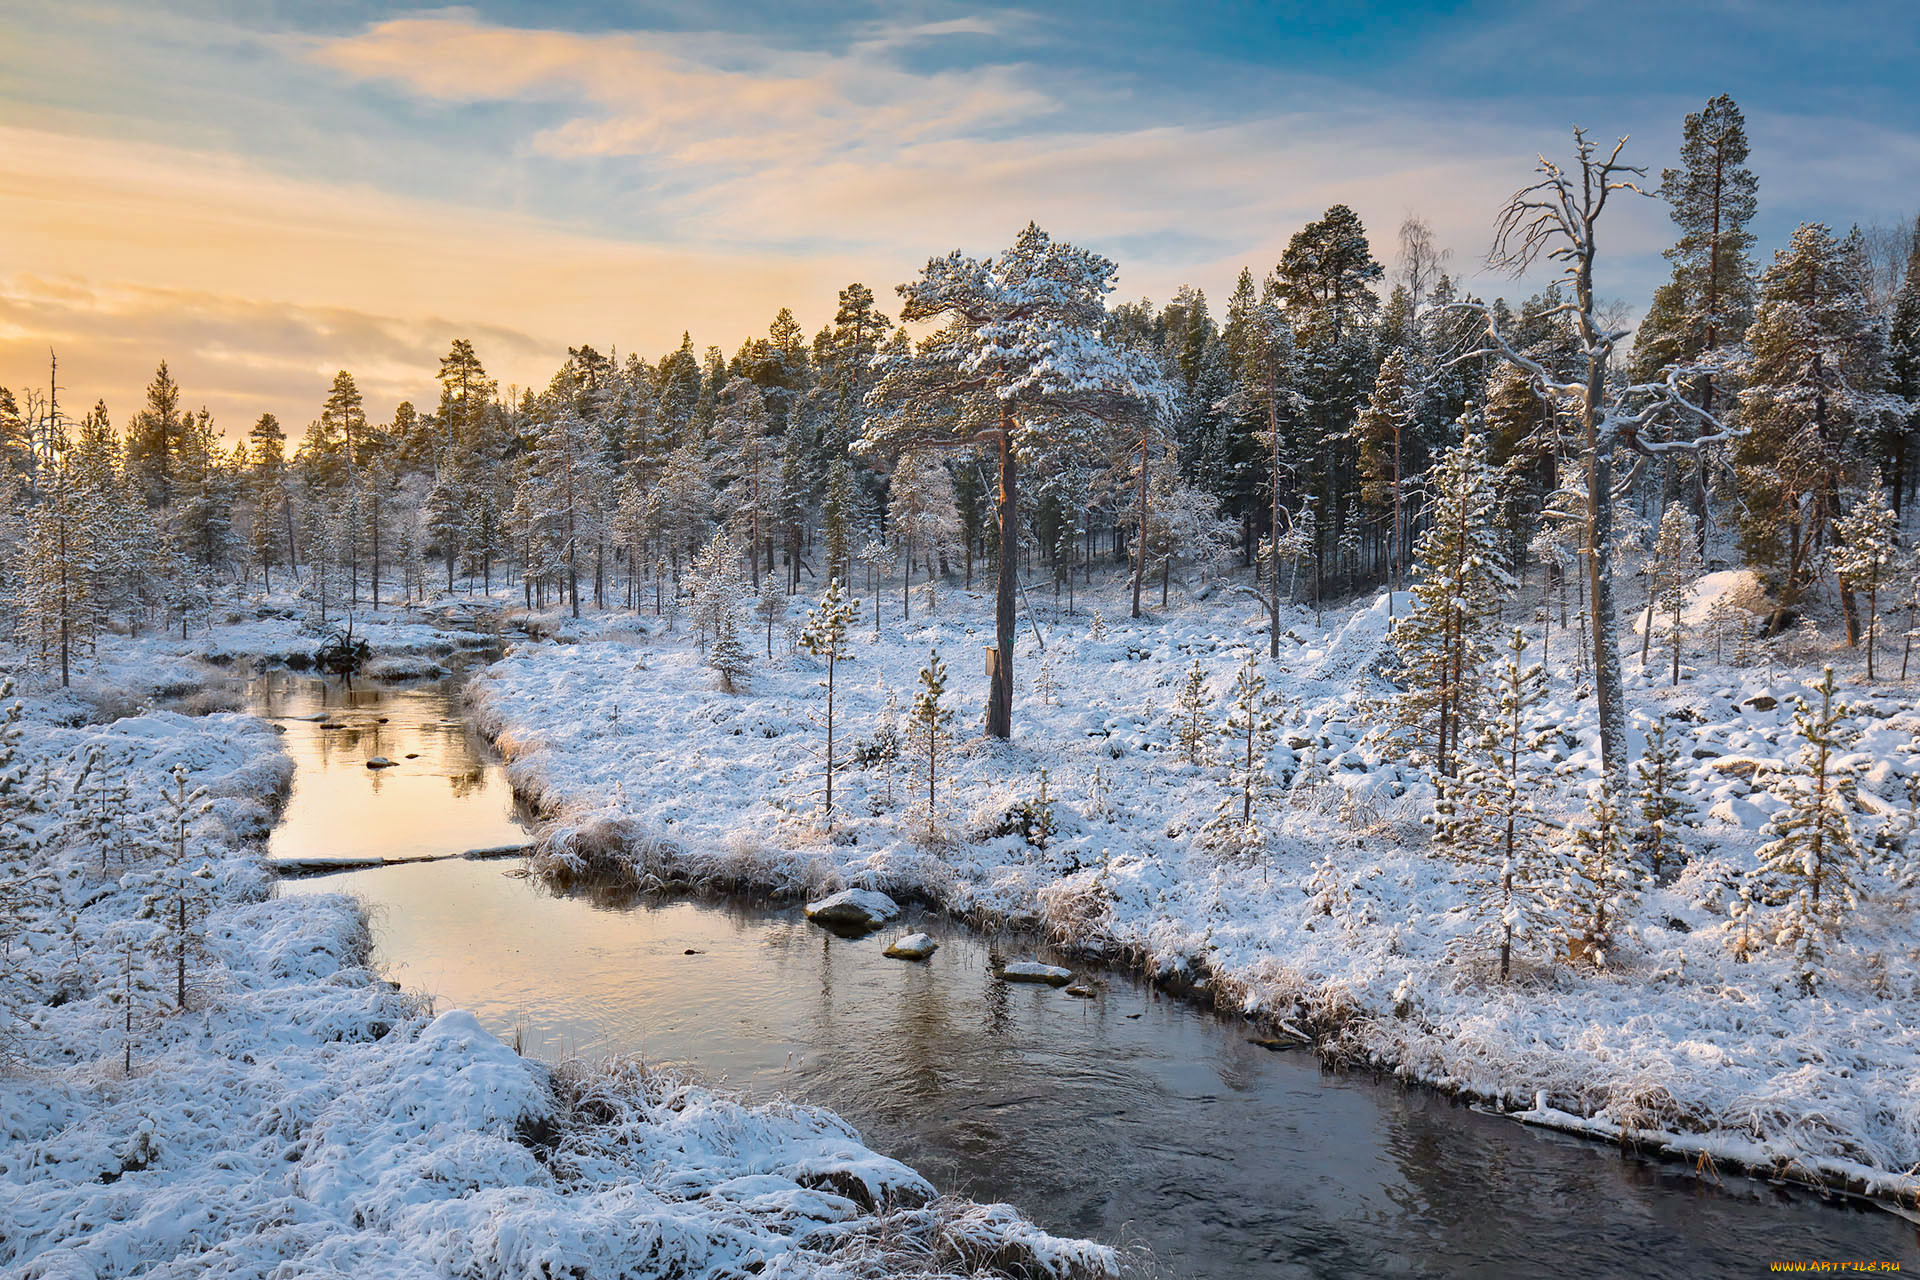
[1000,961,1073,986]
[804,888,900,934]
[884,933,938,960]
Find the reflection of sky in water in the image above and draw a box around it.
[286,858,1920,1279]
[249,670,526,862]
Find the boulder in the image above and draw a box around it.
[1000,960,1073,986]
[884,932,938,961]
[804,888,900,934]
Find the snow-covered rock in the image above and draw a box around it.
[1000,961,1074,986]
[803,888,900,932]
[884,932,938,960]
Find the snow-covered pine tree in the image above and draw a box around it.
[1632,715,1696,879]
[1645,501,1701,685]
[798,579,859,818]
[1733,223,1903,637]
[1032,654,1060,707]
[1174,657,1212,765]
[1750,666,1862,995]
[137,764,214,1011]
[685,529,749,655]
[1557,778,1638,969]
[1355,347,1422,579]
[753,574,787,660]
[865,223,1173,740]
[71,743,135,873]
[1384,427,1512,776]
[910,648,954,838]
[886,452,960,622]
[1832,478,1900,680]
[1439,629,1555,980]
[709,618,752,695]
[1211,655,1278,871]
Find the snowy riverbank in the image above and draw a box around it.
[470,581,1920,1208]
[0,629,1115,1278]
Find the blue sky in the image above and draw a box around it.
[2,0,1915,428]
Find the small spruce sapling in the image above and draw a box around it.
[755,576,787,659]
[1558,779,1638,968]
[910,649,954,838]
[139,765,214,1011]
[1212,655,1278,872]
[1033,655,1061,707]
[798,579,859,819]
[1173,657,1212,765]
[1439,629,1555,980]
[709,618,753,694]
[1633,715,1696,880]
[1750,667,1861,995]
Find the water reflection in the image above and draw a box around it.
[248,665,527,863]
[263,677,1920,1279]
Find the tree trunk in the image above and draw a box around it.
[1130,432,1149,620]
[988,421,1016,740]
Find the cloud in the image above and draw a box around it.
[306,9,1056,168]
[0,124,875,433]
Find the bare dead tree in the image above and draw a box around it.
[1452,130,1736,789]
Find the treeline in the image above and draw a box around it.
[1,95,1916,695]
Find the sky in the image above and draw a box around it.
[2,0,1916,435]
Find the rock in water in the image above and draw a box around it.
[1000,960,1073,986]
[804,888,901,934]
[884,933,938,960]
[366,756,396,769]
[1063,982,1097,998]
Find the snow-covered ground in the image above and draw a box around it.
[470,572,1920,1206]
[0,622,1116,1279]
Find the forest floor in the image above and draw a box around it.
[468,566,1920,1210]
[0,618,1115,1279]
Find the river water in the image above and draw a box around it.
[257,667,1920,1279]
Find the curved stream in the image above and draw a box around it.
[257,667,1920,1279]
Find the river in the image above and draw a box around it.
[254,665,1920,1279]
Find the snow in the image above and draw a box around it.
[1000,962,1075,985]
[469,575,1920,1204]
[0,618,1115,1279]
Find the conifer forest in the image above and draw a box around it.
[4,6,1920,1276]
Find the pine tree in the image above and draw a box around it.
[1751,667,1862,994]
[886,451,960,621]
[1354,348,1420,595]
[910,648,954,837]
[137,765,214,1011]
[867,223,1171,739]
[1557,779,1638,969]
[1174,657,1212,765]
[753,574,787,660]
[1438,629,1554,980]
[1644,501,1702,685]
[709,620,752,694]
[1032,654,1060,707]
[1211,656,1278,869]
[686,529,749,655]
[798,578,859,818]
[1734,223,1900,633]
[1632,715,1696,880]
[1384,428,1513,775]
[1832,478,1901,680]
